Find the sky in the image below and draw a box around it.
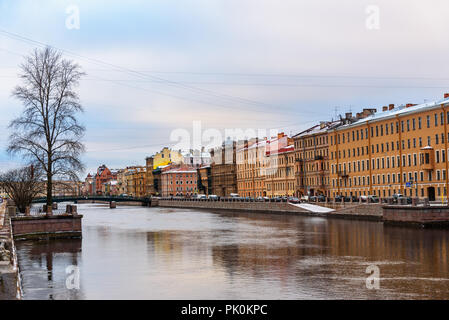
[2,0,449,176]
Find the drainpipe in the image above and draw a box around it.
[442,104,449,203]
[396,115,404,194]
[367,121,373,195]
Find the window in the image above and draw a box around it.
[427,115,430,128]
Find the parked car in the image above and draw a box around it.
[368,195,379,203]
[392,194,411,204]
[208,194,218,200]
[300,195,309,202]
[288,197,300,204]
[310,195,326,202]
[263,196,270,202]
[229,193,240,198]
[335,195,351,202]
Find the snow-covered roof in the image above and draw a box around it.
[333,97,449,131]
[293,120,341,138]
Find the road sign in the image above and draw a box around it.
[406,182,412,187]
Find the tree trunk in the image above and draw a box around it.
[47,170,52,213]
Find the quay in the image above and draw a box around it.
[157,197,384,221]
[157,197,449,226]
[0,202,20,300]
[1,201,83,299]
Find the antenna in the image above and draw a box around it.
[334,106,339,119]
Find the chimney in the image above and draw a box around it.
[345,112,352,119]
[388,104,394,110]
[277,132,284,139]
[406,103,416,108]
[320,121,326,129]
[382,106,388,112]
[444,93,449,99]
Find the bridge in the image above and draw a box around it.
[32,195,152,205]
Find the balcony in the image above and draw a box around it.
[420,147,434,171]
[337,170,349,178]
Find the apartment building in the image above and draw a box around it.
[264,133,295,197]
[293,120,342,198]
[329,94,449,201]
[161,165,198,197]
[236,138,266,197]
[210,140,237,197]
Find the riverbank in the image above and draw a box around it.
[0,202,21,300]
[158,199,383,221]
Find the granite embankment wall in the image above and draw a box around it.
[0,202,20,300]
[158,199,383,220]
[158,199,310,214]
[383,205,449,226]
[330,204,383,220]
[11,214,83,240]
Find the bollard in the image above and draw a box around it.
[71,205,78,216]
[7,206,16,217]
[411,197,418,206]
[46,205,53,216]
[25,206,31,216]
[110,201,116,209]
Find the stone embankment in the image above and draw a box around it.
[0,201,21,300]
[158,198,383,220]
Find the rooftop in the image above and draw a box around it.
[334,95,449,131]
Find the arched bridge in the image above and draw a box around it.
[32,195,152,205]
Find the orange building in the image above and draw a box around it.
[293,120,342,198]
[264,133,295,197]
[329,94,449,201]
[236,138,266,197]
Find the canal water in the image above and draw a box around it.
[15,203,449,299]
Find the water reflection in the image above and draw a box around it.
[16,204,449,299]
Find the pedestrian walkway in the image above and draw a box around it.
[289,202,335,213]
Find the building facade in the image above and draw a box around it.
[125,166,146,197]
[152,147,183,170]
[94,165,116,195]
[236,138,267,197]
[161,165,198,197]
[210,140,237,197]
[329,94,449,201]
[197,165,212,195]
[293,121,342,198]
[264,133,295,197]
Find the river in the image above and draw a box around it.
[15,203,449,299]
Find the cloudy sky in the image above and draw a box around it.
[2,0,449,176]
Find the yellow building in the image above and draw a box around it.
[125,166,147,197]
[293,120,342,198]
[329,94,449,201]
[152,147,183,169]
[236,138,267,197]
[264,133,295,197]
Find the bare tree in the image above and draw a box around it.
[7,47,86,210]
[0,166,44,213]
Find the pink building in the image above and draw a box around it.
[161,165,198,197]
